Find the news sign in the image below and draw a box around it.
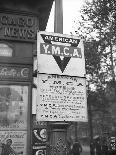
[36,74,88,122]
[37,31,85,77]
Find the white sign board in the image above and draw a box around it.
[36,74,88,122]
[37,31,86,77]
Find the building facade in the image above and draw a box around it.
[0,1,53,155]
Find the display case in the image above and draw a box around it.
[0,64,32,155]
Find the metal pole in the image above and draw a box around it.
[48,1,69,155]
[54,0,63,33]
[87,84,94,155]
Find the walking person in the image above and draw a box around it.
[102,140,108,155]
[0,141,2,155]
[95,137,102,155]
[66,137,73,155]
[71,140,82,155]
[90,142,95,155]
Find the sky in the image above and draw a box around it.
[46,0,85,35]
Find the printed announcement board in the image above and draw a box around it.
[0,130,27,155]
[37,31,85,77]
[36,74,87,122]
[0,85,28,130]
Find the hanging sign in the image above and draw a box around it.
[37,31,85,77]
[36,74,88,122]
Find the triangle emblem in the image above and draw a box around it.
[53,55,71,73]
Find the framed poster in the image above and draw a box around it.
[0,130,27,155]
[0,85,28,130]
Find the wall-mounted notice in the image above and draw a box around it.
[0,130,27,155]
[36,74,88,122]
[37,31,85,77]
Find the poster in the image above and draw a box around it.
[32,128,47,145]
[0,85,28,130]
[32,128,47,155]
[0,130,27,155]
[36,74,88,122]
[37,31,85,77]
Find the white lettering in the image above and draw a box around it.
[64,47,69,56]
[1,16,8,25]
[21,68,29,78]
[73,49,80,57]
[52,46,60,55]
[43,44,49,54]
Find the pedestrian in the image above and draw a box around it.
[95,138,102,155]
[108,137,116,155]
[90,142,95,155]
[0,141,2,155]
[66,137,73,155]
[102,140,108,155]
[71,140,82,155]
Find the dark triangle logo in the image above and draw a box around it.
[53,55,71,73]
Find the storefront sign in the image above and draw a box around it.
[0,85,28,130]
[0,11,38,42]
[0,130,27,155]
[37,31,85,77]
[0,64,32,81]
[36,74,88,122]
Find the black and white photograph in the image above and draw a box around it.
[0,0,116,155]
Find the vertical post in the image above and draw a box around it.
[87,84,94,155]
[54,0,63,33]
[89,106,94,155]
[88,100,93,142]
[48,1,69,155]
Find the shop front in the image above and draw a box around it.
[0,1,53,155]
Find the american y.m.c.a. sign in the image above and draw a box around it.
[37,31,85,77]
